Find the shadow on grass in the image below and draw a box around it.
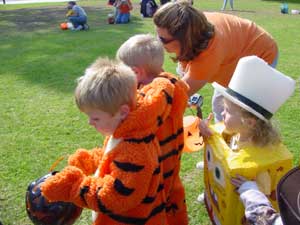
[0,4,147,93]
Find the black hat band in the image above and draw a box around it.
[226,88,273,120]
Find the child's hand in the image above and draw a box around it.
[41,166,84,202]
[68,148,100,175]
[199,113,213,138]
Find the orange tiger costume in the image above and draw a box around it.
[41,77,175,225]
[155,72,189,225]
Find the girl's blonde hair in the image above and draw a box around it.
[75,57,137,115]
[116,34,164,76]
[153,0,214,62]
[240,106,281,147]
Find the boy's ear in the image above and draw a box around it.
[119,104,130,120]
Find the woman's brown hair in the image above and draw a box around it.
[153,0,214,62]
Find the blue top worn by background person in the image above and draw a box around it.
[67,1,89,31]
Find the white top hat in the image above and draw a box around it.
[213,56,295,121]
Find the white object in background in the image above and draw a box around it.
[67,22,74,30]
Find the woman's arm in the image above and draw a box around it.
[182,74,207,96]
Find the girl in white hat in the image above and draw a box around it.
[199,55,295,225]
[200,55,295,148]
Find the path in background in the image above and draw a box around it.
[1,0,72,5]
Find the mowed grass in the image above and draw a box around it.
[0,0,299,224]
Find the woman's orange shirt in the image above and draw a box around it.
[181,12,278,87]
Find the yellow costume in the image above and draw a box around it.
[66,9,75,17]
[203,123,293,225]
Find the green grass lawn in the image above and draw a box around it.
[0,0,299,224]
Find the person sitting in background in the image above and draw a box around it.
[67,1,89,31]
[115,0,133,24]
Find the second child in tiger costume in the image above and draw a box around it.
[117,34,189,225]
[41,58,176,224]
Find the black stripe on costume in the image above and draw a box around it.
[114,179,135,196]
[149,202,166,218]
[109,214,146,225]
[96,192,146,224]
[96,187,112,214]
[226,88,273,120]
[159,127,183,146]
[110,203,166,224]
[157,116,163,126]
[163,170,174,179]
[162,90,173,104]
[157,184,164,193]
[169,78,177,84]
[158,75,177,84]
[153,166,160,175]
[159,144,184,162]
[96,187,166,224]
[159,149,178,162]
[165,203,179,213]
[80,186,89,206]
[125,134,155,144]
[142,196,156,204]
[113,160,144,172]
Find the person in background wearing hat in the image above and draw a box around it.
[153,1,278,122]
[67,1,88,31]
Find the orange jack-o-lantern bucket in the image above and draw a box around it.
[183,115,204,152]
[60,22,68,30]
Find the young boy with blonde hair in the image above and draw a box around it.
[41,57,176,225]
[117,33,189,225]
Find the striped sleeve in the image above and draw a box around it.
[42,141,160,215]
[68,148,104,175]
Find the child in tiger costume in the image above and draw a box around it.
[117,34,189,225]
[41,58,177,225]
